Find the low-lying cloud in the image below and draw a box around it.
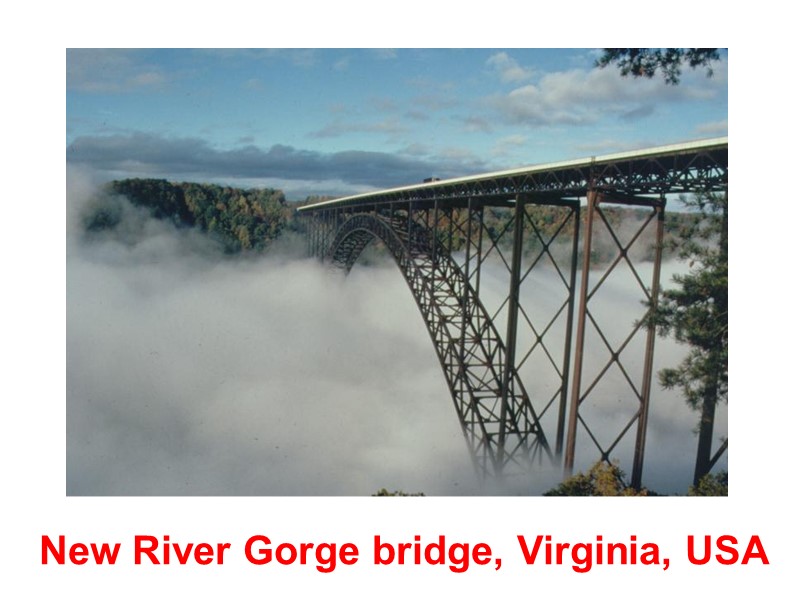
[67,167,725,495]
[67,167,479,495]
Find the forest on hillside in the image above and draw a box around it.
[83,178,292,254]
[81,178,702,261]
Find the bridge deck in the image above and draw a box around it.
[297,137,727,212]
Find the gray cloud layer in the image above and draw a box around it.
[66,133,486,191]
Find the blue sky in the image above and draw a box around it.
[66,48,727,200]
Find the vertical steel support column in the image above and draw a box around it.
[555,204,581,457]
[323,210,329,255]
[447,205,454,256]
[327,209,333,252]
[407,201,413,250]
[319,210,324,256]
[328,209,332,254]
[498,194,526,471]
[564,189,598,476]
[306,212,316,256]
[432,200,439,265]
[316,211,321,257]
[311,214,317,257]
[630,196,666,489]
[317,213,322,257]
[305,214,314,256]
[317,212,323,257]
[323,210,328,255]
[461,198,474,329]
[475,205,484,296]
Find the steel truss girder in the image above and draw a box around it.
[298,139,727,213]
[325,209,553,478]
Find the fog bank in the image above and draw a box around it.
[67,167,725,495]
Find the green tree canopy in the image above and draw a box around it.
[652,192,728,485]
[596,49,721,85]
[85,178,289,254]
[545,462,649,496]
[688,471,728,496]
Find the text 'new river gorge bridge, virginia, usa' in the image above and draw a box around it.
[298,137,728,489]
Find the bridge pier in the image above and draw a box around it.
[564,190,667,489]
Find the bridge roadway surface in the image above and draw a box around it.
[297,137,727,212]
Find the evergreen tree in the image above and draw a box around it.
[596,49,721,85]
[652,192,728,485]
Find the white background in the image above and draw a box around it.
[3,3,796,598]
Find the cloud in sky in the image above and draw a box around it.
[461,116,493,134]
[695,119,728,136]
[67,49,169,93]
[371,49,397,60]
[488,63,725,127]
[66,132,489,192]
[310,118,408,139]
[408,92,459,112]
[66,50,727,198]
[205,48,319,68]
[486,51,535,83]
[491,134,527,157]
[573,138,648,155]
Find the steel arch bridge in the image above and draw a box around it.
[298,137,728,488]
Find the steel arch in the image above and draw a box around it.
[327,212,552,478]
